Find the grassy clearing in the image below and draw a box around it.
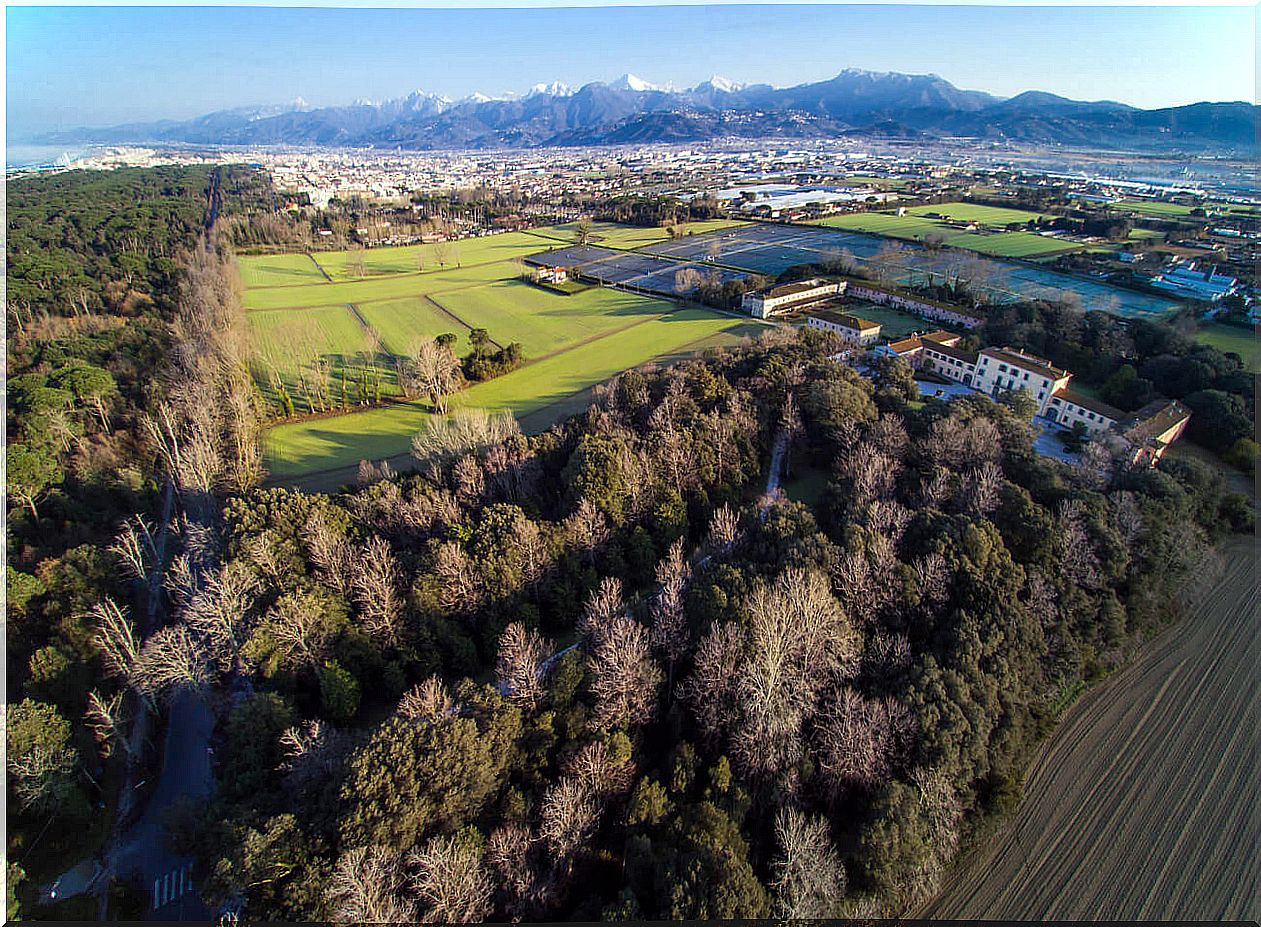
[243,260,519,311]
[972,232,1082,258]
[1113,200,1191,218]
[845,302,934,339]
[237,253,328,288]
[782,464,830,507]
[1196,322,1258,372]
[263,307,757,479]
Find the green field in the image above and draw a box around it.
[526,218,749,250]
[902,203,1051,226]
[242,225,763,483]
[1196,323,1259,372]
[237,253,329,288]
[1113,200,1199,219]
[814,211,1079,258]
[264,308,760,481]
[355,297,463,355]
[844,302,934,339]
[310,233,547,280]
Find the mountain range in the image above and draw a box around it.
[35,69,1258,153]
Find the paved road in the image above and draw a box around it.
[923,539,1260,920]
[108,689,216,919]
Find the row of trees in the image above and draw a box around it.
[79,326,1249,921]
[6,166,276,916]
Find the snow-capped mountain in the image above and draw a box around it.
[692,76,747,94]
[608,73,673,93]
[525,81,574,99]
[34,68,1257,154]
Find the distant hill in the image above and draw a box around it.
[34,69,1259,154]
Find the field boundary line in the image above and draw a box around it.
[344,303,382,345]
[308,253,334,282]
[422,295,504,350]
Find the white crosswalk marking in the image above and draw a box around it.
[153,864,196,910]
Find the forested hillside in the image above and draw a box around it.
[101,329,1247,919]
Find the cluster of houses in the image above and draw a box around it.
[737,277,1192,467]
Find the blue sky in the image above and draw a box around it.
[7,4,1255,140]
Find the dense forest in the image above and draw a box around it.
[51,327,1247,920]
[5,165,271,913]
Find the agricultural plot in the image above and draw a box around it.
[1113,199,1198,218]
[243,260,517,311]
[902,202,1051,225]
[355,297,463,356]
[237,253,329,288]
[923,541,1259,921]
[436,281,673,357]
[814,212,1076,258]
[263,307,758,482]
[249,305,393,409]
[527,218,749,250]
[240,226,765,483]
[1195,322,1258,372]
[310,231,547,281]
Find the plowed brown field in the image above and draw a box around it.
[924,539,1259,920]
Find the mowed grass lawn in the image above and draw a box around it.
[1196,323,1259,372]
[241,226,770,482]
[264,307,757,479]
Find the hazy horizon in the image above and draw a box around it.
[8,4,1256,141]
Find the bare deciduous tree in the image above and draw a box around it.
[562,739,635,799]
[110,515,158,580]
[678,621,745,750]
[84,690,131,759]
[353,536,403,644]
[772,806,847,919]
[398,676,457,723]
[705,503,742,556]
[304,512,355,596]
[401,338,462,413]
[411,407,520,465]
[487,822,537,916]
[495,622,555,707]
[733,569,861,778]
[131,624,215,701]
[406,834,494,923]
[327,845,416,924]
[538,777,601,859]
[586,615,661,731]
[91,597,141,682]
[959,461,1003,519]
[563,499,610,563]
[649,539,691,674]
[814,687,916,792]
